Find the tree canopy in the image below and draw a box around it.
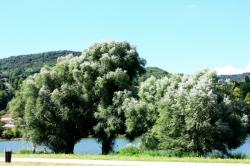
[124,70,249,155]
[7,41,250,155]
[9,41,145,154]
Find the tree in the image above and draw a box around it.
[0,90,14,111]
[245,93,250,104]
[0,80,5,90]
[125,70,249,155]
[9,55,94,153]
[240,80,250,99]
[245,76,250,83]
[9,41,145,154]
[123,75,176,140]
[73,41,145,154]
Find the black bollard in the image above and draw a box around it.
[5,150,12,163]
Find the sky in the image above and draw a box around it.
[0,0,250,74]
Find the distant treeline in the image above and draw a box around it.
[220,73,250,82]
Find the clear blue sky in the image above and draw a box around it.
[0,0,250,74]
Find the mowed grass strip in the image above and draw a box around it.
[0,154,249,164]
[0,162,87,166]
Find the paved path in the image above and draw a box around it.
[0,158,249,166]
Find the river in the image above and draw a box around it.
[0,138,140,154]
[0,137,249,154]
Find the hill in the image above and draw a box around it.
[220,73,250,82]
[139,67,169,82]
[0,50,81,79]
[0,50,81,112]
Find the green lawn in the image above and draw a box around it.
[0,154,250,164]
[0,162,84,166]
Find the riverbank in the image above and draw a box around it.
[0,154,250,164]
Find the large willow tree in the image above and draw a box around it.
[9,55,94,153]
[124,70,249,155]
[74,41,145,154]
[9,41,145,154]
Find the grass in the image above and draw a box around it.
[0,153,250,164]
[0,162,83,166]
[0,162,85,166]
[0,146,250,164]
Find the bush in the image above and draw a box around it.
[119,145,142,155]
[19,149,45,154]
[19,150,32,154]
[164,150,199,158]
[119,145,199,157]
[229,153,246,159]
[206,151,246,159]
[1,129,15,139]
[0,121,4,136]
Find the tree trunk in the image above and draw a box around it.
[101,138,113,155]
[53,141,75,154]
[64,143,75,154]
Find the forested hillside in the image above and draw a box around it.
[138,67,169,82]
[0,50,81,79]
[0,50,81,113]
[220,73,250,82]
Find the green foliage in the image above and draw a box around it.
[228,153,247,159]
[19,149,32,154]
[78,41,145,154]
[152,71,247,154]
[5,42,250,156]
[0,51,81,113]
[0,50,81,79]
[119,145,144,155]
[125,70,249,155]
[0,90,14,111]
[0,121,4,136]
[119,145,199,157]
[0,80,5,90]
[245,76,250,82]
[9,41,145,154]
[138,67,169,82]
[240,81,250,99]
[232,77,250,132]
[123,76,178,140]
[206,151,246,159]
[19,149,45,154]
[220,73,250,82]
[9,55,94,153]
[245,93,250,104]
[1,129,15,139]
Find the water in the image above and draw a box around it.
[232,137,250,154]
[0,138,140,154]
[0,137,249,154]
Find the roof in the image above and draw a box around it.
[1,114,13,122]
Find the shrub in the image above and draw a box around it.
[229,153,246,159]
[119,145,199,157]
[1,129,15,139]
[165,150,199,157]
[19,150,32,154]
[19,149,46,154]
[119,145,142,155]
